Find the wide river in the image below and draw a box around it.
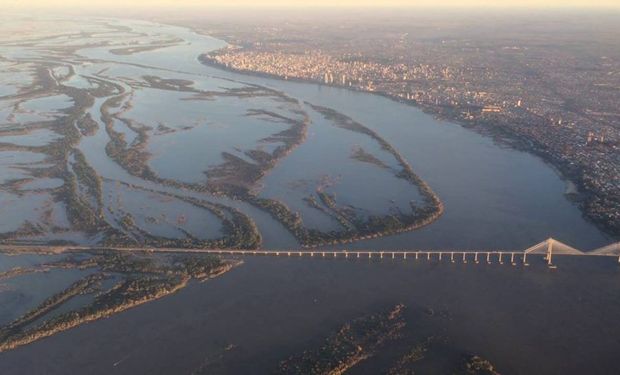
[0,17,618,375]
[156,21,610,251]
[62,17,610,251]
[0,16,612,250]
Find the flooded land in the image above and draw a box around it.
[0,14,618,374]
[0,15,609,251]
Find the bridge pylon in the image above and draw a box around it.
[523,237,583,268]
[546,238,555,268]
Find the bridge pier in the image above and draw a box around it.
[546,239,554,267]
[21,245,620,267]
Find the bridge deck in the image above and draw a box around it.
[1,244,619,266]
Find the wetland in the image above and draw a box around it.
[0,14,617,375]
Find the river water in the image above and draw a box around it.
[2,255,620,375]
[0,16,611,250]
[0,16,618,374]
[78,18,610,250]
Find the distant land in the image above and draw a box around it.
[1,11,619,375]
[175,10,620,237]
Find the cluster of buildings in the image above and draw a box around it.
[206,41,620,235]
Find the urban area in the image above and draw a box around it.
[197,11,620,236]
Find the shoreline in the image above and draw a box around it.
[0,253,241,353]
[198,53,617,240]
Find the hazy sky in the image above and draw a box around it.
[5,0,620,8]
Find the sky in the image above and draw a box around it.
[4,0,620,8]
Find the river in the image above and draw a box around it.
[0,16,617,374]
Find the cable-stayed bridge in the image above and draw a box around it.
[1,238,619,268]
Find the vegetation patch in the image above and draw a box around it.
[0,251,240,352]
[278,304,406,375]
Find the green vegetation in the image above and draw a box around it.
[386,343,429,375]
[246,104,444,247]
[303,195,357,233]
[249,192,440,247]
[459,355,502,375]
[119,213,136,231]
[315,191,357,232]
[101,183,262,249]
[103,95,156,181]
[0,273,105,342]
[101,81,308,199]
[0,255,97,280]
[61,171,105,232]
[350,145,389,169]
[0,55,437,250]
[71,149,103,213]
[278,304,406,375]
[0,251,239,352]
[76,113,98,136]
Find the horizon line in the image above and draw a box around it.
[4,5,620,9]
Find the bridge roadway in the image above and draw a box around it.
[2,243,619,266]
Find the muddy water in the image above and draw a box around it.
[1,255,619,375]
[0,16,618,374]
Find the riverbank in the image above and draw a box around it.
[199,54,618,240]
[3,254,620,374]
[0,251,241,352]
